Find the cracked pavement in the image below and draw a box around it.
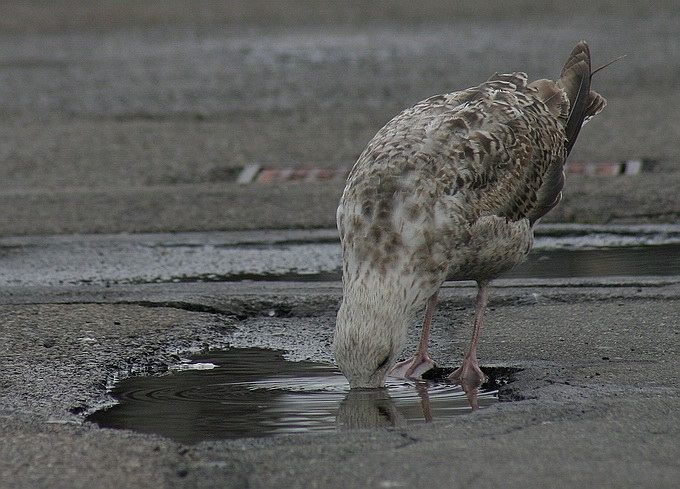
[1,278,679,488]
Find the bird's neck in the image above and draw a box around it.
[335,270,431,386]
[336,278,414,358]
[340,270,429,324]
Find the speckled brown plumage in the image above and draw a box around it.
[334,41,606,389]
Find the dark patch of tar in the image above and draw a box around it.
[87,348,518,444]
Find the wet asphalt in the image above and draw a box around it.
[2,2,680,488]
[1,274,679,489]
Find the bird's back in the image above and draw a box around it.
[338,42,605,292]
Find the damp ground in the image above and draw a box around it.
[1,224,680,287]
[2,256,679,489]
[4,224,679,451]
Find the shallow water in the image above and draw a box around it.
[2,225,680,286]
[87,348,507,444]
[506,244,680,279]
[161,244,680,283]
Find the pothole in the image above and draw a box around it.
[86,347,519,444]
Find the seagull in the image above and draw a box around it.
[334,41,607,390]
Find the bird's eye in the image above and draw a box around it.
[376,354,391,371]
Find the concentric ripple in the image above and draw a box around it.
[88,348,505,444]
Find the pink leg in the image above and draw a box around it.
[449,280,489,389]
[390,291,438,379]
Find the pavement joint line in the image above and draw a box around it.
[235,160,656,183]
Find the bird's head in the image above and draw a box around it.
[333,297,409,389]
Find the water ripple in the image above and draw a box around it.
[88,347,505,443]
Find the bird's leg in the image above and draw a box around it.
[390,291,438,379]
[449,280,489,390]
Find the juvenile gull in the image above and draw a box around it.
[334,41,607,390]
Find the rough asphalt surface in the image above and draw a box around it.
[2,278,679,488]
[1,2,680,488]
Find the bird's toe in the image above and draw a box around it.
[390,355,436,379]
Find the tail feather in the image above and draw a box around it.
[527,41,606,225]
[557,41,607,154]
[581,90,607,126]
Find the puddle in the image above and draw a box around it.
[87,348,514,444]
[2,225,680,287]
[506,244,680,279]
[156,244,680,283]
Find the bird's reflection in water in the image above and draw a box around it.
[336,388,406,429]
[413,382,433,421]
[458,380,481,411]
[336,378,484,429]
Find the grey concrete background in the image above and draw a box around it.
[1,1,679,235]
[1,2,680,489]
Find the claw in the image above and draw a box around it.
[390,355,435,379]
[448,357,486,387]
